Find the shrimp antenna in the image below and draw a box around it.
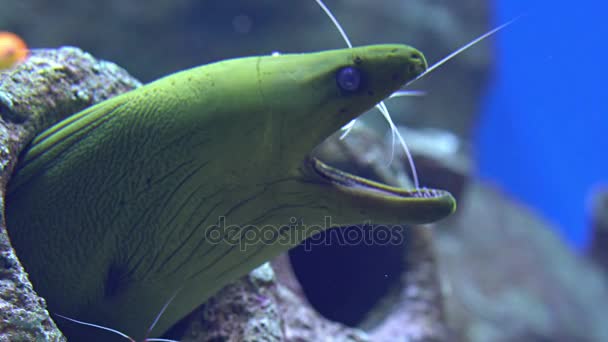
[390,90,426,98]
[54,288,181,342]
[405,14,525,86]
[54,314,135,341]
[314,0,352,48]
[314,0,421,188]
[143,288,183,342]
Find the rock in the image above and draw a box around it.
[437,183,608,342]
[178,263,285,342]
[588,185,608,274]
[172,261,369,342]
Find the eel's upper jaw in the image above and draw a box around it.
[306,156,456,224]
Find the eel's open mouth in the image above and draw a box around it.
[308,156,452,200]
[304,155,456,223]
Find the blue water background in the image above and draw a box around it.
[477,0,608,248]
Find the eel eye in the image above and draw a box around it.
[336,66,361,92]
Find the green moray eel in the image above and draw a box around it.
[5,44,455,341]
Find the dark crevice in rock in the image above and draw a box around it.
[289,228,405,326]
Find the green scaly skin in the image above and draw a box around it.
[5,45,455,341]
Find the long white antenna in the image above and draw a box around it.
[54,314,135,341]
[406,15,524,86]
[314,0,353,48]
[144,288,182,341]
[55,288,182,342]
[314,0,421,187]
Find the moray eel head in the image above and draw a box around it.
[249,45,455,228]
[6,45,454,341]
[259,45,427,165]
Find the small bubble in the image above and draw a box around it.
[232,14,253,34]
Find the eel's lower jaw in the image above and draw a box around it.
[305,156,457,221]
